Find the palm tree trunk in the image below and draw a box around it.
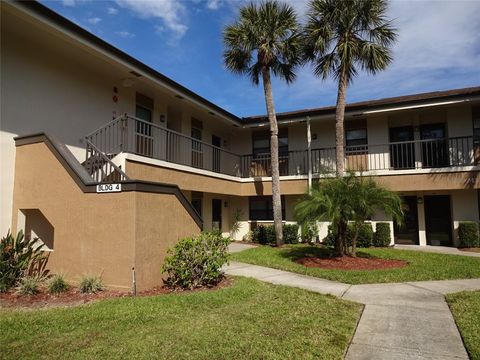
[336,220,346,257]
[262,67,283,246]
[335,67,348,177]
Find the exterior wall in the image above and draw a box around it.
[451,189,479,246]
[12,140,201,291]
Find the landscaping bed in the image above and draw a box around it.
[0,277,362,360]
[447,291,480,360]
[297,255,407,270]
[231,244,480,284]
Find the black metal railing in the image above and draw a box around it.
[85,115,476,178]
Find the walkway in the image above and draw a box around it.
[395,244,480,258]
[225,261,480,359]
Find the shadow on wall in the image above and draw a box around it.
[18,209,55,250]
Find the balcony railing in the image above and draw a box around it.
[86,115,476,178]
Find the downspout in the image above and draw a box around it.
[306,116,312,194]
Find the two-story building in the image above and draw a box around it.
[2,1,479,290]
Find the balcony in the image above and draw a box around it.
[86,115,477,179]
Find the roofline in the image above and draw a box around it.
[243,86,480,125]
[10,0,242,125]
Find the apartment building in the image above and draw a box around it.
[2,1,479,290]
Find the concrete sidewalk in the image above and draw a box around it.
[225,261,480,360]
[395,244,480,258]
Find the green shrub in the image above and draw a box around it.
[162,231,231,289]
[48,274,69,294]
[251,224,298,244]
[323,223,372,248]
[458,222,480,248]
[283,224,299,244]
[0,230,47,292]
[373,223,392,247]
[15,276,43,296]
[79,275,103,294]
[354,223,373,248]
[301,221,318,244]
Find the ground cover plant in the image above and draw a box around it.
[0,277,362,360]
[231,244,480,284]
[447,291,480,360]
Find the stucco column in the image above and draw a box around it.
[417,194,427,246]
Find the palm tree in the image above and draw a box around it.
[294,174,402,256]
[223,1,301,246]
[303,0,397,177]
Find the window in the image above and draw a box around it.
[473,106,480,145]
[345,120,367,155]
[252,130,288,157]
[249,196,285,221]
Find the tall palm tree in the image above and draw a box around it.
[223,1,301,246]
[294,174,403,257]
[303,0,397,177]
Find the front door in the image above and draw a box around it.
[420,123,448,168]
[212,135,221,173]
[212,199,222,231]
[389,126,415,169]
[394,196,419,245]
[135,93,154,157]
[424,195,452,246]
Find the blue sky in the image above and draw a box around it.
[41,0,480,117]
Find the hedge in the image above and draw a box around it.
[373,222,391,247]
[251,224,299,244]
[458,222,480,248]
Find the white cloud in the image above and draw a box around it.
[61,0,76,6]
[87,17,102,25]
[206,0,221,10]
[107,7,119,15]
[115,0,188,37]
[115,30,135,38]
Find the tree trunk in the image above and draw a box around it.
[335,67,348,177]
[335,220,346,257]
[351,225,360,258]
[262,67,283,246]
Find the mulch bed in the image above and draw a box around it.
[0,277,233,310]
[296,256,408,270]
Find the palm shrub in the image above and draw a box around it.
[223,1,302,246]
[162,231,231,290]
[458,222,479,248]
[303,0,397,177]
[295,174,402,256]
[0,230,46,292]
[79,275,103,294]
[373,222,391,247]
[48,274,69,294]
[301,221,319,244]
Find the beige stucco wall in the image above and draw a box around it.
[12,140,201,291]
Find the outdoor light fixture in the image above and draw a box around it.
[417,197,424,204]
[160,114,166,123]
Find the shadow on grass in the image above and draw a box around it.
[278,245,374,262]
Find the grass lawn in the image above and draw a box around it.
[230,244,480,284]
[447,291,480,360]
[0,277,361,360]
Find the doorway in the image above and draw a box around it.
[212,199,222,231]
[420,123,448,168]
[389,126,415,169]
[135,93,154,157]
[424,195,452,246]
[394,196,419,245]
[212,135,221,173]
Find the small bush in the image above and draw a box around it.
[373,223,392,247]
[162,231,230,290]
[251,224,298,244]
[283,224,299,244]
[0,230,46,292]
[301,221,318,244]
[15,276,43,296]
[458,222,480,248]
[79,275,103,294]
[48,274,69,294]
[354,223,373,248]
[323,223,372,248]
